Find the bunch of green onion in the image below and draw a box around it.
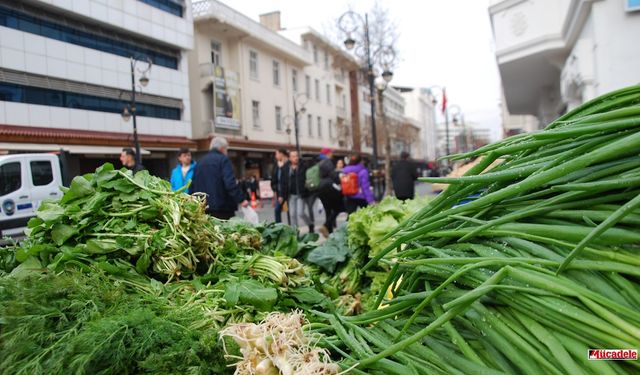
[311,85,640,374]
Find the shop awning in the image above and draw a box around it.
[0,143,150,155]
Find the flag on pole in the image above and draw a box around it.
[441,87,448,114]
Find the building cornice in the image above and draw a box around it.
[192,0,311,66]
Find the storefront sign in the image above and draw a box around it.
[259,180,274,199]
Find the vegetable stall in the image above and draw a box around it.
[2,86,640,374]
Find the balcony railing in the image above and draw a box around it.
[336,106,347,119]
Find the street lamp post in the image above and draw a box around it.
[338,11,395,201]
[121,56,152,167]
[285,93,307,158]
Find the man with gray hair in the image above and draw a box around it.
[190,136,248,219]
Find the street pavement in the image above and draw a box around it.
[247,182,435,233]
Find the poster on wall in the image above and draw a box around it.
[213,66,241,130]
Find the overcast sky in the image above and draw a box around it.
[225,0,503,141]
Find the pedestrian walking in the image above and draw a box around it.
[288,150,314,232]
[316,148,343,237]
[271,149,290,223]
[341,154,374,214]
[190,137,248,220]
[170,147,196,191]
[120,148,145,173]
[392,151,419,200]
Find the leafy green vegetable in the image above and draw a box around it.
[0,268,232,374]
[224,279,278,311]
[306,226,349,273]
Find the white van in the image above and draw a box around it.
[0,154,64,237]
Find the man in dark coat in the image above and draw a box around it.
[190,137,248,220]
[270,149,290,223]
[392,151,419,200]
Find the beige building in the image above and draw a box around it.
[189,0,359,177]
[279,27,360,152]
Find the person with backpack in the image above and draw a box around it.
[341,154,375,214]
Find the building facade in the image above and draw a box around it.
[397,87,438,161]
[0,0,194,178]
[190,0,359,178]
[490,0,640,127]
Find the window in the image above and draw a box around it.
[272,60,280,86]
[0,4,179,69]
[328,119,333,138]
[305,75,311,98]
[275,106,282,131]
[252,101,260,128]
[317,116,322,138]
[138,0,183,17]
[0,162,21,196]
[210,41,221,66]
[326,84,331,104]
[249,51,258,79]
[324,50,329,69]
[0,82,180,120]
[315,79,320,101]
[307,114,313,137]
[342,94,347,109]
[30,161,53,186]
[313,45,318,63]
[292,69,298,92]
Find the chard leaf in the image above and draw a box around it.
[306,227,350,273]
[102,179,136,193]
[224,280,278,311]
[61,176,94,204]
[94,163,117,186]
[36,202,65,223]
[51,223,76,245]
[135,249,151,274]
[86,239,119,255]
[289,286,328,305]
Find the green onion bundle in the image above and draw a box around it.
[313,86,640,374]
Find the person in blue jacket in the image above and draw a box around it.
[190,137,248,220]
[170,147,196,191]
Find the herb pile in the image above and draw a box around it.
[0,166,336,374]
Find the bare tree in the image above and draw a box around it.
[335,1,400,198]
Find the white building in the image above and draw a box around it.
[0,0,194,177]
[437,122,492,156]
[189,1,359,178]
[397,87,438,161]
[490,0,640,126]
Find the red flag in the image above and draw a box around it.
[441,87,448,114]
